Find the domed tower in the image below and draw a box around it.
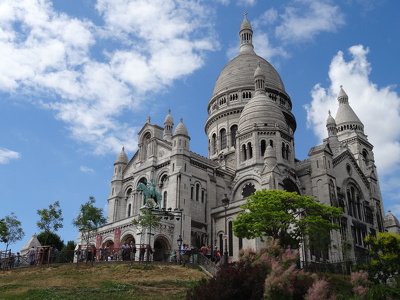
[205,14,296,172]
[164,109,174,142]
[334,86,374,170]
[108,147,128,222]
[172,118,190,153]
[237,62,293,171]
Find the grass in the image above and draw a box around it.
[0,263,206,300]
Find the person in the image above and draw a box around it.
[146,244,152,262]
[129,241,136,261]
[28,246,35,266]
[75,245,83,262]
[212,246,219,264]
[15,252,21,267]
[170,250,176,262]
[51,245,58,263]
[139,244,145,262]
[200,244,207,258]
[122,241,129,261]
[206,245,212,260]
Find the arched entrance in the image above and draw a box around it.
[153,236,170,262]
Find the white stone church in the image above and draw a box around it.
[77,15,388,263]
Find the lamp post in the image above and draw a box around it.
[222,194,230,264]
[177,235,183,265]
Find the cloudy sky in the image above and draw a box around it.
[1,0,399,252]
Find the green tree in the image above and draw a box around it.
[37,231,64,250]
[363,232,400,284]
[72,196,106,247]
[132,208,161,245]
[59,240,76,263]
[0,218,9,244]
[233,189,343,249]
[36,201,64,245]
[1,213,25,251]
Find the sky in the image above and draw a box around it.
[1,0,399,253]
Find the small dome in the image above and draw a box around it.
[164,109,174,125]
[115,147,128,164]
[238,92,287,133]
[326,111,336,126]
[240,16,252,31]
[335,86,363,127]
[174,118,188,136]
[385,210,400,227]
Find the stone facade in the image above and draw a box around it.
[77,16,388,263]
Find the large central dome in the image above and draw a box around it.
[212,52,286,96]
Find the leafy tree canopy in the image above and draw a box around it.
[233,189,343,249]
[0,218,9,244]
[72,196,106,246]
[37,231,64,250]
[36,200,64,234]
[363,232,400,284]
[1,212,25,251]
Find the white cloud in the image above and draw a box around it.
[237,0,257,6]
[80,166,95,174]
[0,0,218,155]
[0,148,20,164]
[305,45,400,177]
[275,0,345,43]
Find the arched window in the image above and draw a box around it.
[247,142,253,159]
[281,142,287,159]
[242,144,247,161]
[220,128,227,149]
[128,204,131,217]
[230,125,238,148]
[201,190,205,203]
[196,183,200,201]
[212,133,217,155]
[286,144,289,160]
[261,140,267,157]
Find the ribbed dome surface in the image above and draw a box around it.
[212,53,286,96]
[164,111,173,124]
[116,147,128,164]
[238,93,287,133]
[326,112,336,126]
[174,118,188,136]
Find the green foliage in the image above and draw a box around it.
[233,189,343,249]
[37,231,64,249]
[72,196,106,246]
[1,212,25,251]
[363,232,400,284]
[36,201,64,235]
[0,218,9,244]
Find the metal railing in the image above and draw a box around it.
[197,253,220,277]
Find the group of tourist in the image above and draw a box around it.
[27,245,58,266]
[200,244,221,265]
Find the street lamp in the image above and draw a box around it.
[222,194,230,264]
[177,235,183,265]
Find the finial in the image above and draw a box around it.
[328,110,331,116]
[146,116,151,123]
[168,109,171,114]
[340,85,343,89]
[122,146,125,151]
[244,12,248,19]
[180,118,183,123]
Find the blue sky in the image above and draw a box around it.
[1,0,399,253]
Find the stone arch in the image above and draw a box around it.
[153,235,171,262]
[282,178,300,194]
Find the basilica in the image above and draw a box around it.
[77,15,388,263]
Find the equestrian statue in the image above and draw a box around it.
[137,180,162,209]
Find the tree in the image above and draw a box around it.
[132,208,161,245]
[363,232,400,284]
[0,218,8,244]
[233,189,343,249]
[36,201,64,245]
[72,196,106,247]
[1,213,25,251]
[37,231,64,250]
